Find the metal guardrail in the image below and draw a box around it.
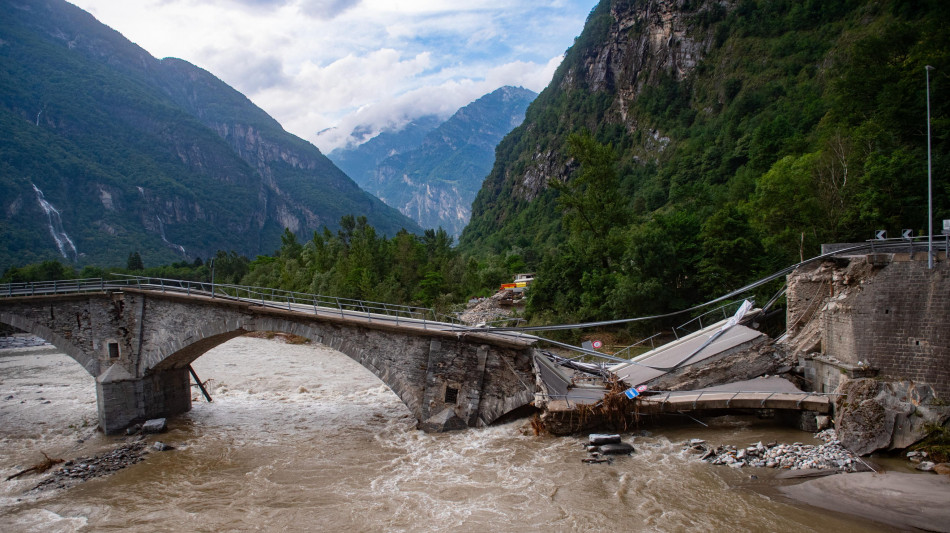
[864,234,950,254]
[0,275,466,330]
[609,300,747,360]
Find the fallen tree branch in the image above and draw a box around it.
[6,452,63,480]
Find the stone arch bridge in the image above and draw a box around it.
[0,280,538,434]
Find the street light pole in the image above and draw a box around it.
[926,65,935,269]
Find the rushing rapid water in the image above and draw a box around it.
[0,336,887,532]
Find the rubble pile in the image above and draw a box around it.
[685,429,862,471]
[459,291,516,326]
[32,440,150,491]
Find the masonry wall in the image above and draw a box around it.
[788,253,950,399]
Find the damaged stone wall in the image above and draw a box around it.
[785,253,950,399]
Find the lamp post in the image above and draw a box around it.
[926,65,935,269]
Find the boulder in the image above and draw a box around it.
[835,379,950,456]
[934,463,950,476]
[141,418,167,434]
[152,441,175,452]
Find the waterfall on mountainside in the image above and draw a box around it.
[156,216,186,255]
[32,183,78,261]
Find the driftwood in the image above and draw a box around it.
[6,452,63,481]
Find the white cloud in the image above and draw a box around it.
[71,0,595,152]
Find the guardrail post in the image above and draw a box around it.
[726,391,739,408]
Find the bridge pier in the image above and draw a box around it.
[96,365,191,434]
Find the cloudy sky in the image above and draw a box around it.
[70,0,597,152]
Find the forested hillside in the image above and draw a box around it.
[0,0,417,271]
[461,0,949,323]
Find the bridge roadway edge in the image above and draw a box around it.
[0,290,538,435]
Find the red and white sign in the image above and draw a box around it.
[592,340,603,349]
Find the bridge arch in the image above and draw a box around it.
[0,311,98,376]
[147,317,425,423]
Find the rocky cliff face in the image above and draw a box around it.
[461,0,726,250]
[516,0,718,201]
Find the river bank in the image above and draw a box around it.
[0,335,935,532]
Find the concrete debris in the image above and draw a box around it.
[588,434,621,445]
[595,442,636,455]
[688,429,863,472]
[584,434,635,462]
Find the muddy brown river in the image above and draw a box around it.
[0,335,889,531]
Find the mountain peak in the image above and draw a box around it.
[329,87,537,236]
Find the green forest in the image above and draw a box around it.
[460,0,949,325]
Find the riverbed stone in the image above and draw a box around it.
[933,463,950,476]
[142,418,167,434]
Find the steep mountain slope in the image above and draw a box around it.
[328,115,442,193]
[460,0,948,321]
[330,87,537,236]
[0,0,418,271]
